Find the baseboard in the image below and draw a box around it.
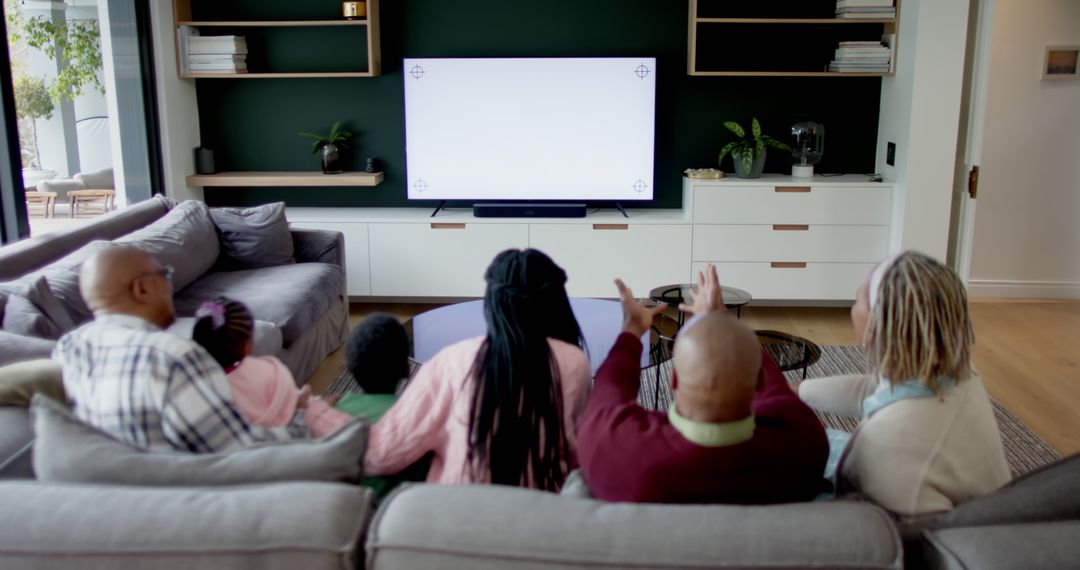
[968,279,1080,299]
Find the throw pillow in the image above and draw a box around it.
[115,200,220,291]
[0,359,65,407]
[1,277,76,339]
[210,202,296,270]
[31,394,369,486]
[0,330,56,367]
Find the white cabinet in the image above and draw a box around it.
[289,221,371,296]
[530,224,692,298]
[369,223,529,297]
[688,176,894,301]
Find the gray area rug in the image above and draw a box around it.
[328,345,1060,478]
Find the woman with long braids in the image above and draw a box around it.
[363,249,591,491]
[799,251,1010,517]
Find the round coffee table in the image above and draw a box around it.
[755,330,821,379]
[649,283,752,325]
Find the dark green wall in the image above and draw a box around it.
[198,0,883,208]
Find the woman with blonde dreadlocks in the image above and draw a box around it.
[798,251,1009,518]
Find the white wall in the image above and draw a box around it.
[967,0,1080,298]
[876,0,971,260]
[148,0,202,202]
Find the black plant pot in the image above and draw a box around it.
[321,143,344,174]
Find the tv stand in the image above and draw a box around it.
[430,201,447,218]
[614,202,629,218]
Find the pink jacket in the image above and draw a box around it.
[364,336,591,487]
[227,355,351,437]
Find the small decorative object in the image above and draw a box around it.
[298,121,354,175]
[342,1,367,20]
[790,122,824,178]
[717,117,791,179]
[684,168,725,179]
[365,157,377,173]
[1043,46,1079,79]
[195,147,216,174]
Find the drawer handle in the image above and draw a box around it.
[593,224,629,230]
[772,224,809,231]
[430,223,466,229]
[771,262,808,269]
[775,186,811,193]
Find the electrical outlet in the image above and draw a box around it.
[886,142,896,166]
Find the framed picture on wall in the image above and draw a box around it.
[1043,46,1079,79]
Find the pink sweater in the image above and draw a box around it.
[227,355,351,437]
[364,336,592,487]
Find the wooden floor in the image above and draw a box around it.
[307,300,1080,456]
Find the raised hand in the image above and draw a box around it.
[678,263,726,316]
[615,278,666,338]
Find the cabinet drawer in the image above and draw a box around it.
[289,222,370,296]
[370,223,528,297]
[693,225,889,263]
[530,224,691,298]
[695,262,875,301]
[693,185,892,225]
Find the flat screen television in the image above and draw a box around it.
[404,57,656,202]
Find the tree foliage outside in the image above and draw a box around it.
[13,75,54,168]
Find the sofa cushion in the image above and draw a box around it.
[73,166,114,189]
[367,485,903,570]
[0,331,55,367]
[115,200,219,292]
[210,202,296,270]
[921,522,1080,570]
[0,406,33,479]
[0,195,171,282]
[174,263,344,347]
[0,481,372,570]
[900,453,1080,539]
[0,359,64,407]
[0,240,116,326]
[0,277,75,339]
[31,395,368,486]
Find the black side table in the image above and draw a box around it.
[649,283,753,326]
[755,330,822,379]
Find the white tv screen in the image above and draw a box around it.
[404,57,656,201]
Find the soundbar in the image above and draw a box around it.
[473,203,587,218]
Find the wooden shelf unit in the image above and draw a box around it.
[172,0,381,78]
[688,0,900,77]
[186,171,384,188]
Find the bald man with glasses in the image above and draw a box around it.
[53,245,306,452]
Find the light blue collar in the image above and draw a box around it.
[862,377,954,418]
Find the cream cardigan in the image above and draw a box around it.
[800,373,1010,518]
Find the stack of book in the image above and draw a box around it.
[828,40,892,73]
[179,28,248,74]
[835,0,896,19]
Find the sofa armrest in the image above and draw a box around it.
[367,484,903,570]
[292,228,345,269]
[0,481,374,570]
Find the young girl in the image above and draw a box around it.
[798,251,1010,517]
[192,297,352,437]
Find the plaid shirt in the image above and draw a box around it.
[54,314,307,452]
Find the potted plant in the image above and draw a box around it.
[298,121,353,174]
[717,117,791,179]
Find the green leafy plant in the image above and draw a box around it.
[717,117,791,174]
[7,8,104,103]
[297,121,353,153]
[13,75,54,168]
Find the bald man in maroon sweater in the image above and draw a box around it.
[577,266,829,504]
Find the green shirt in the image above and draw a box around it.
[336,393,399,499]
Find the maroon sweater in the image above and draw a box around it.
[577,333,829,504]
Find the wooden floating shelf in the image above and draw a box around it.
[690,71,895,77]
[694,18,896,24]
[177,20,369,27]
[186,171,384,187]
[180,72,374,79]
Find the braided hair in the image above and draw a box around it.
[466,249,585,491]
[192,297,254,369]
[866,251,975,394]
